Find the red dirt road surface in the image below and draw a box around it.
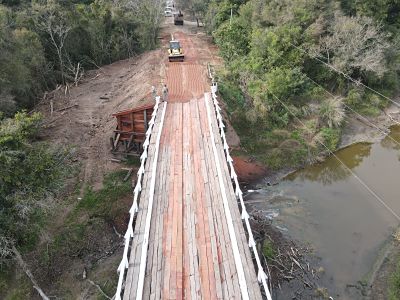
[166,31,210,102]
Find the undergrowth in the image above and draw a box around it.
[389,258,400,300]
[72,170,131,220]
[219,80,341,170]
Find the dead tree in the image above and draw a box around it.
[34,2,71,84]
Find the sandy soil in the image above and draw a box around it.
[340,103,400,148]
[36,50,164,190]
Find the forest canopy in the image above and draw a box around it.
[0,0,163,271]
[188,0,400,168]
[0,0,163,116]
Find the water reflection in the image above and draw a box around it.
[249,125,400,299]
[286,143,372,185]
[380,125,400,152]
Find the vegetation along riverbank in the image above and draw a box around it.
[185,0,400,298]
[1,0,400,298]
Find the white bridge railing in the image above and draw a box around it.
[114,71,272,299]
[114,96,166,300]
[208,65,272,300]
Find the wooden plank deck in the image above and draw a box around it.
[123,95,262,299]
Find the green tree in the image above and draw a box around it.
[213,18,251,61]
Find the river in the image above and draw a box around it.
[246,125,400,299]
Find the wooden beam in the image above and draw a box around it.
[144,109,148,132]
[114,133,121,149]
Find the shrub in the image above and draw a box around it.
[0,112,71,264]
[320,127,340,151]
[319,97,345,128]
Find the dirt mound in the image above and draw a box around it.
[232,156,268,182]
[36,49,164,189]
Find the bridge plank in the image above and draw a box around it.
[182,102,191,300]
[162,104,177,298]
[146,104,171,299]
[207,93,262,299]
[187,101,202,299]
[197,98,218,299]
[153,104,174,300]
[170,102,184,300]
[123,98,262,299]
[196,97,226,299]
[190,99,213,298]
[123,103,164,300]
[196,97,239,299]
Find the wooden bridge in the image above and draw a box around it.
[115,31,272,300]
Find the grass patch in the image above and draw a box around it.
[44,170,132,273]
[389,258,400,300]
[124,156,141,167]
[75,170,131,219]
[320,127,341,151]
[345,89,387,117]
[0,268,31,300]
[357,106,382,117]
[262,240,276,260]
[0,267,12,294]
[230,118,309,170]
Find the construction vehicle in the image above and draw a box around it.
[168,39,184,62]
[174,11,184,25]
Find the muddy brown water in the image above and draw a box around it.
[247,125,400,299]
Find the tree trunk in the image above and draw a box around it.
[57,49,65,85]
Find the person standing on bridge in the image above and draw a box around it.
[162,84,169,102]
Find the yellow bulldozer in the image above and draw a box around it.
[168,39,184,62]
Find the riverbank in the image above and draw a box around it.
[240,103,400,185]
[368,233,400,299]
[231,104,400,299]
[340,103,400,148]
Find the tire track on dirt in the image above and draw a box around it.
[165,31,210,103]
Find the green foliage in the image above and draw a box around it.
[320,127,340,151]
[264,67,308,101]
[262,240,276,259]
[218,80,245,113]
[76,170,131,219]
[344,88,363,108]
[214,19,251,61]
[319,97,345,128]
[0,112,72,264]
[342,0,400,32]
[0,0,161,115]
[206,0,235,32]
[248,25,304,74]
[389,258,400,300]
[205,0,399,169]
[0,7,47,114]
